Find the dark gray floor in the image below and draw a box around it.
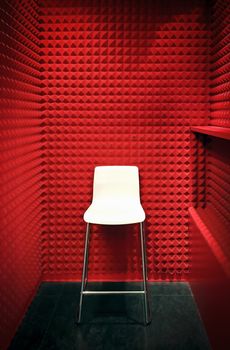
[9,282,211,350]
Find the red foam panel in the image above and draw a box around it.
[206,137,230,228]
[189,5,230,341]
[189,210,230,350]
[39,0,211,281]
[0,1,42,349]
[0,0,229,348]
[210,0,230,127]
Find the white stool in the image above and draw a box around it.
[77,166,150,324]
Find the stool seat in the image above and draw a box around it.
[84,199,145,225]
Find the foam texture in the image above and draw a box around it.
[210,0,230,127]
[1,1,230,348]
[0,1,42,349]
[39,0,210,281]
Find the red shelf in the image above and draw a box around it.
[191,126,230,140]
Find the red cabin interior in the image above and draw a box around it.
[0,0,229,349]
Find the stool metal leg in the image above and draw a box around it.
[84,226,90,290]
[140,221,150,325]
[77,222,150,325]
[77,222,91,323]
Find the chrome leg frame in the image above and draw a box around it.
[140,221,151,325]
[77,222,91,323]
[77,221,151,325]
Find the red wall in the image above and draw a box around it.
[206,138,230,221]
[189,211,230,350]
[39,0,211,281]
[189,2,230,348]
[0,1,42,349]
[0,0,229,348]
[210,0,230,127]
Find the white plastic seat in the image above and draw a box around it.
[77,166,150,325]
[84,166,145,225]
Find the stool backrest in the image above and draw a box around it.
[92,166,141,203]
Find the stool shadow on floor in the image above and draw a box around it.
[79,281,148,325]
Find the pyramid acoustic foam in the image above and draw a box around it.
[204,0,230,280]
[0,1,42,349]
[205,137,230,268]
[39,0,211,281]
[210,0,230,127]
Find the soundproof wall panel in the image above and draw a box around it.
[188,2,230,346]
[39,0,211,281]
[210,0,230,127]
[204,0,230,281]
[205,137,230,262]
[0,1,42,349]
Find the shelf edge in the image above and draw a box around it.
[191,126,230,140]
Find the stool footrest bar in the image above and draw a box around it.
[82,290,145,295]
